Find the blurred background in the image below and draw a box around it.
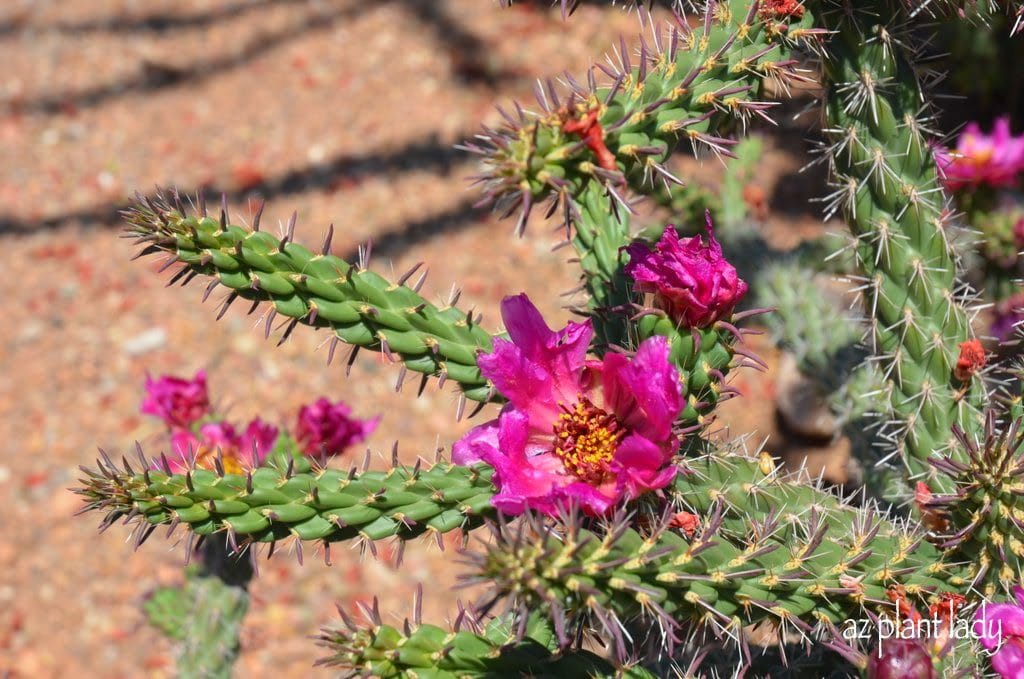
[1,0,1021,676]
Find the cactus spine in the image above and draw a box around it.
[817,0,988,491]
[465,0,817,231]
[77,453,496,547]
[317,605,657,678]
[125,193,497,404]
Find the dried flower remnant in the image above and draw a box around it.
[453,294,683,516]
[561,109,617,172]
[954,339,986,382]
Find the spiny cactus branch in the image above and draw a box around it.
[465,0,819,233]
[817,0,988,491]
[124,190,498,405]
[75,449,497,554]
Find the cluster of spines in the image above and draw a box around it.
[927,413,1024,595]
[463,0,819,234]
[317,596,656,678]
[816,0,989,491]
[75,446,497,556]
[124,191,498,407]
[473,503,962,660]
[469,450,965,658]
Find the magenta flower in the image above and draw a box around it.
[169,419,279,474]
[452,294,684,516]
[141,370,210,428]
[975,587,1024,678]
[935,117,1024,190]
[625,216,748,328]
[296,398,379,460]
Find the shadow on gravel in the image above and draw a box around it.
[0,133,486,261]
[0,0,311,37]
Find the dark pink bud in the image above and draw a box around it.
[296,398,379,460]
[625,214,748,328]
[141,370,210,428]
[867,640,934,679]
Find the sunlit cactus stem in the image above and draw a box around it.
[816,0,988,491]
[76,449,497,551]
[466,0,819,233]
[125,191,498,406]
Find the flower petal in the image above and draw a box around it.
[602,336,683,442]
[993,637,1024,679]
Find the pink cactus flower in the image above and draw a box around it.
[625,215,748,328]
[974,587,1024,678]
[935,117,1024,190]
[452,294,684,516]
[295,398,379,460]
[168,419,278,474]
[141,370,210,428]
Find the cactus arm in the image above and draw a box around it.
[144,536,253,678]
[478,508,963,648]
[815,0,987,491]
[570,182,636,349]
[75,456,497,547]
[466,0,818,230]
[124,192,498,403]
[316,617,657,678]
[174,573,250,679]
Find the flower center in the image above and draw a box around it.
[195,446,245,474]
[552,396,624,484]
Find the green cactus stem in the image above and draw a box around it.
[317,600,656,678]
[569,181,635,349]
[473,502,965,657]
[929,413,1024,596]
[144,535,253,679]
[464,0,818,232]
[817,0,988,491]
[124,191,497,405]
[75,451,497,552]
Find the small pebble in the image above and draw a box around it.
[121,327,167,355]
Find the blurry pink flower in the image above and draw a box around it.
[935,117,1024,190]
[452,294,684,517]
[168,419,278,474]
[295,398,379,460]
[141,370,210,428]
[975,587,1024,678]
[625,215,748,328]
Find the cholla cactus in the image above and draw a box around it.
[69,1,1024,677]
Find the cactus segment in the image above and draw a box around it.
[474,506,963,654]
[929,414,1024,596]
[173,574,250,679]
[75,453,497,548]
[817,0,988,490]
[123,192,498,403]
[465,0,818,231]
[570,182,636,349]
[316,608,656,678]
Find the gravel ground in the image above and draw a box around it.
[0,1,834,675]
